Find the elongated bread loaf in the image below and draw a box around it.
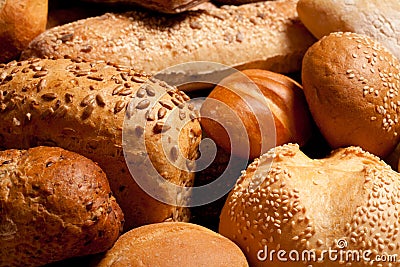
[21,0,316,76]
[0,58,202,230]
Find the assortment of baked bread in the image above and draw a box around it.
[1,0,400,266]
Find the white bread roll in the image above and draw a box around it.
[297,0,400,59]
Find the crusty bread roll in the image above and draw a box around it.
[21,0,316,76]
[81,0,208,13]
[201,69,313,159]
[0,58,201,230]
[96,222,249,267]
[0,0,48,63]
[297,0,400,60]
[0,146,123,267]
[302,32,400,158]
[219,143,400,267]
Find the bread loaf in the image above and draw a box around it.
[219,143,400,266]
[0,0,48,62]
[81,0,208,13]
[302,32,400,158]
[96,222,249,267]
[297,0,400,60]
[0,146,123,267]
[21,0,316,76]
[201,69,313,160]
[0,58,202,230]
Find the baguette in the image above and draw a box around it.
[21,0,316,76]
[0,58,202,230]
[0,146,123,267]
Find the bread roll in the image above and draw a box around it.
[297,0,400,60]
[0,0,48,63]
[219,143,400,267]
[21,0,316,76]
[81,0,208,13]
[0,58,202,230]
[96,222,249,267]
[201,69,313,160]
[302,32,400,158]
[0,146,123,267]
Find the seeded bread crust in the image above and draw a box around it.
[0,0,48,63]
[0,146,124,267]
[97,222,249,267]
[219,143,400,267]
[302,32,400,158]
[21,0,316,76]
[0,58,202,230]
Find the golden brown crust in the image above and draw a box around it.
[21,0,315,75]
[297,0,400,60]
[201,69,313,160]
[302,32,400,158]
[0,58,202,230]
[219,143,400,267]
[0,146,123,267]
[0,0,47,63]
[97,222,249,267]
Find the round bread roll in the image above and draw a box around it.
[297,0,400,60]
[0,58,202,230]
[201,69,313,160]
[0,146,124,267]
[219,143,400,267]
[302,32,400,158]
[0,0,47,63]
[96,222,248,267]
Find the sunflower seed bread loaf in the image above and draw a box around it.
[21,0,316,76]
[0,146,124,267]
[0,58,202,230]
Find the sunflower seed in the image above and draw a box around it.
[41,93,57,101]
